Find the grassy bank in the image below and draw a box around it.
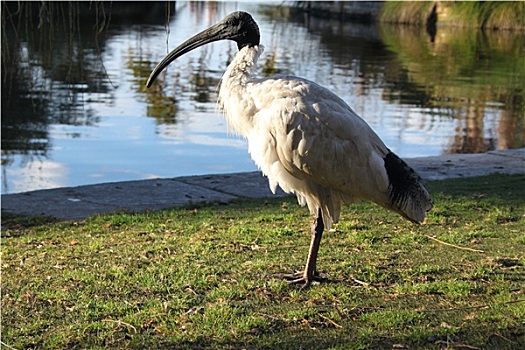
[446,1,525,31]
[379,1,436,26]
[380,1,525,31]
[2,174,525,349]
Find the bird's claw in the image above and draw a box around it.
[274,271,326,289]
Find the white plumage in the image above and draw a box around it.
[220,45,419,228]
[147,11,433,288]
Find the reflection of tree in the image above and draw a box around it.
[192,47,218,105]
[127,26,221,123]
[125,37,178,123]
[378,24,524,154]
[1,44,50,166]
[1,2,175,164]
[262,8,436,126]
[261,52,288,76]
[449,101,495,154]
[268,8,524,154]
[316,21,388,97]
[146,92,178,123]
[1,2,110,167]
[168,47,221,110]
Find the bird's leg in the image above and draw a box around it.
[278,209,325,289]
[304,209,324,279]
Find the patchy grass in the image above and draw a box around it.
[2,174,524,349]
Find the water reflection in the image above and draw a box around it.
[1,2,523,194]
[267,7,524,154]
[379,24,524,154]
[1,2,170,160]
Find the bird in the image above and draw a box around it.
[147,11,433,288]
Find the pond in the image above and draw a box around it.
[2,1,524,194]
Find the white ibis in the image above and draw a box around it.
[147,11,433,288]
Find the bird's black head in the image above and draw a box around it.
[147,11,260,88]
[220,11,260,50]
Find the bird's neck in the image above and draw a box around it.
[219,45,263,136]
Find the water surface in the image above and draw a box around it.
[2,2,523,194]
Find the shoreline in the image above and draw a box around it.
[1,149,523,222]
[288,1,525,31]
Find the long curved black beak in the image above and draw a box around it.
[146,22,231,88]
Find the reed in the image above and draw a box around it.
[451,1,525,30]
[379,1,524,31]
[379,1,436,26]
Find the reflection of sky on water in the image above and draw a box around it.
[8,160,68,194]
[2,2,522,194]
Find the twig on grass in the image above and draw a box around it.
[435,340,481,349]
[425,235,485,253]
[416,299,525,313]
[318,313,343,328]
[492,332,518,345]
[0,341,19,350]
[102,319,138,334]
[352,278,370,287]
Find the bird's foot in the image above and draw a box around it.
[274,271,326,289]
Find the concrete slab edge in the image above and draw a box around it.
[1,149,523,222]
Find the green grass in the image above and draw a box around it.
[379,1,436,26]
[449,1,525,31]
[2,174,524,349]
[379,1,525,30]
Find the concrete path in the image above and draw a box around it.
[2,149,523,221]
